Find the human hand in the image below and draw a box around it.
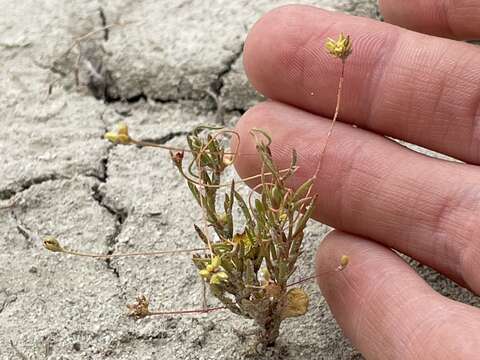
[233,2,480,358]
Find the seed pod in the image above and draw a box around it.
[337,255,350,271]
[43,236,64,253]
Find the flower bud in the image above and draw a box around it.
[209,272,228,285]
[199,269,210,278]
[43,236,64,253]
[170,151,184,167]
[210,256,221,269]
[104,132,118,143]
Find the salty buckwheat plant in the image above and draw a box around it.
[43,34,352,348]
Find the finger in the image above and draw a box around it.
[243,5,480,164]
[379,0,480,40]
[234,101,480,294]
[316,231,480,360]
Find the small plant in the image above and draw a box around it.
[173,125,317,347]
[43,33,352,348]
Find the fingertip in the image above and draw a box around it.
[243,4,334,99]
[232,102,274,180]
[379,0,480,40]
[315,230,346,277]
[233,101,274,136]
[315,230,387,297]
[379,0,449,37]
[315,231,444,359]
[233,101,306,182]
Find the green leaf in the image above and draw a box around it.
[233,189,253,225]
[255,198,264,216]
[292,179,313,203]
[271,186,283,208]
[293,196,316,237]
[194,224,209,246]
[187,181,201,205]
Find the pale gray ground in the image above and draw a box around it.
[0,1,478,359]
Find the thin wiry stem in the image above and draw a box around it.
[60,247,208,259]
[197,161,214,259]
[186,129,240,179]
[62,21,137,57]
[298,59,347,216]
[286,266,345,287]
[146,306,226,317]
[131,139,195,153]
[177,165,298,190]
[313,60,346,179]
[287,274,323,287]
[131,129,239,157]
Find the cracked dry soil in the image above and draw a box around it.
[1,1,479,359]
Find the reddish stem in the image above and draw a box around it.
[147,306,226,316]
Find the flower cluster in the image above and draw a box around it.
[198,256,229,285]
[325,33,352,60]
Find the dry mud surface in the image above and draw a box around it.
[1,1,478,359]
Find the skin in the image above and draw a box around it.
[233,2,480,359]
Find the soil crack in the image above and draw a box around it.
[91,182,127,279]
[0,174,67,201]
[210,43,244,96]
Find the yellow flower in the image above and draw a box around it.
[199,269,210,278]
[210,272,228,285]
[233,232,253,253]
[325,33,352,60]
[206,256,221,272]
[104,132,118,143]
[117,122,129,136]
[104,122,132,144]
[199,256,223,279]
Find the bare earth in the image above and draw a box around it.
[1,1,478,359]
